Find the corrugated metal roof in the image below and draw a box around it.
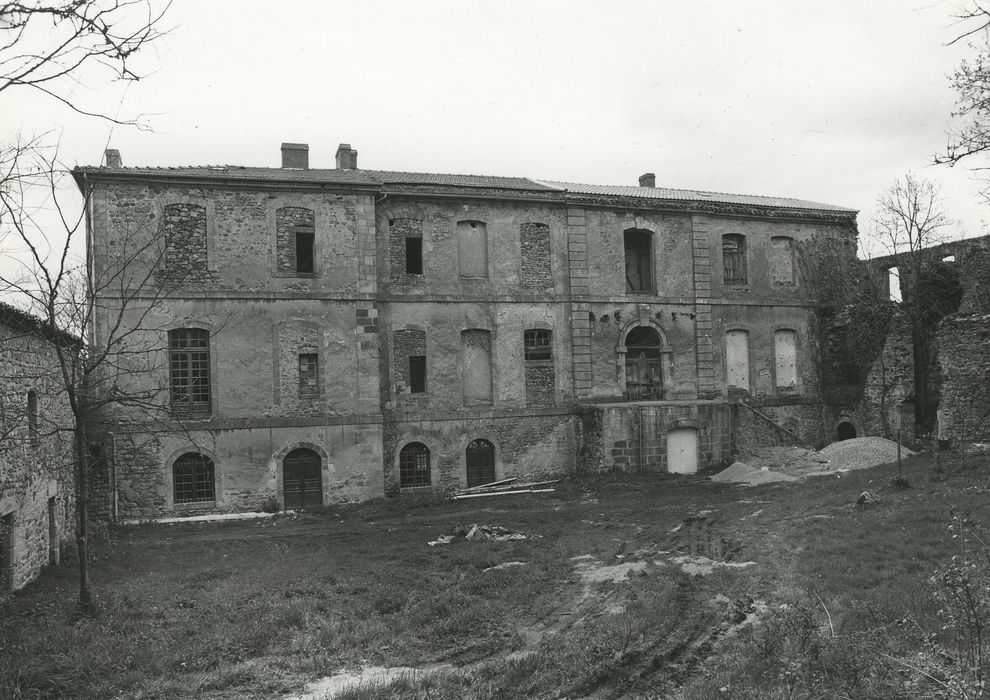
[73,165,855,212]
[533,180,856,212]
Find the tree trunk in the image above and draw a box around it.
[73,423,91,608]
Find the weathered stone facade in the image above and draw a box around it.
[938,313,990,443]
[0,305,75,591]
[74,144,860,517]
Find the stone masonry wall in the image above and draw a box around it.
[0,318,74,592]
[275,206,316,273]
[520,222,552,293]
[938,313,990,442]
[164,203,217,285]
[389,218,424,285]
[525,364,555,406]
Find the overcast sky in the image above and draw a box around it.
[4,0,989,260]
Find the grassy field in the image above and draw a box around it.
[2,452,990,699]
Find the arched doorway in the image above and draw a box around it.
[283,448,323,508]
[466,439,496,487]
[666,428,699,474]
[836,421,857,441]
[625,326,663,400]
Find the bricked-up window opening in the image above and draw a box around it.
[298,353,319,399]
[466,439,496,487]
[524,329,552,361]
[163,203,209,282]
[296,230,315,273]
[461,329,493,405]
[722,234,748,286]
[624,229,653,293]
[399,442,431,487]
[405,237,423,274]
[169,329,211,416]
[0,513,12,591]
[409,356,426,393]
[173,453,215,504]
[624,326,663,400]
[26,390,38,445]
[774,329,798,391]
[520,222,551,290]
[283,448,322,508]
[725,330,750,392]
[457,220,488,278]
[770,236,796,285]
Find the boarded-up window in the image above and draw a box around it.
[457,220,488,278]
[722,234,747,286]
[461,329,493,405]
[770,236,796,285]
[399,442,431,488]
[466,439,496,487]
[624,229,653,293]
[774,329,798,390]
[173,452,215,503]
[725,330,750,392]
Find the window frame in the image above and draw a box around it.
[623,229,654,293]
[172,452,216,504]
[722,234,748,287]
[168,328,212,417]
[399,442,431,488]
[524,329,552,362]
[298,352,319,399]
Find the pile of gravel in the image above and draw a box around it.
[817,436,915,471]
[710,461,799,486]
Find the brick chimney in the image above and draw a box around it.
[335,143,358,170]
[281,143,309,169]
[104,149,122,168]
[638,172,655,188]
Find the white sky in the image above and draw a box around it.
[4,0,989,261]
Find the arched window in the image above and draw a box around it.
[722,234,747,286]
[399,443,431,488]
[623,229,654,293]
[466,439,496,487]
[173,452,215,504]
[168,329,211,416]
[624,326,663,400]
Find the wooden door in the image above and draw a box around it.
[466,439,496,487]
[283,449,323,509]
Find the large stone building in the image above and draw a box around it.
[73,143,859,519]
[0,304,75,591]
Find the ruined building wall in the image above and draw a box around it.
[938,313,990,443]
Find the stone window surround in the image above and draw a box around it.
[272,319,325,406]
[159,196,218,273]
[271,441,330,510]
[458,434,502,488]
[770,235,799,288]
[771,325,802,395]
[723,323,753,396]
[269,200,323,279]
[615,319,673,398]
[619,217,658,296]
[164,445,220,510]
[394,438,436,490]
[522,321,554,363]
[721,233,749,288]
[163,322,219,420]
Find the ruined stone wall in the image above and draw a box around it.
[938,313,990,443]
[0,321,74,591]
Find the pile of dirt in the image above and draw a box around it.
[818,436,915,471]
[710,461,799,486]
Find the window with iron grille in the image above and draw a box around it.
[173,452,215,503]
[722,234,748,285]
[169,329,211,416]
[524,329,552,362]
[623,229,653,293]
[399,442,431,488]
[299,353,319,398]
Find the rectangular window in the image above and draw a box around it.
[725,330,750,392]
[296,230,315,273]
[299,353,319,398]
[524,329,552,361]
[457,221,488,278]
[27,390,38,446]
[623,229,653,293]
[409,355,426,393]
[169,329,211,416]
[405,237,423,274]
[1,513,13,591]
[770,236,796,285]
[774,329,798,390]
[722,234,748,286]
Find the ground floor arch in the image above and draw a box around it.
[283,447,323,509]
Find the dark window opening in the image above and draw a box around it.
[624,229,653,293]
[173,452,215,504]
[169,329,211,416]
[399,442,431,488]
[837,422,857,441]
[405,237,423,274]
[624,326,663,401]
[299,353,319,399]
[722,234,747,286]
[524,329,552,361]
[296,230,315,273]
[466,439,496,487]
[409,355,426,393]
[0,513,12,591]
[27,390,38,445]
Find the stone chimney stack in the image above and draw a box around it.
[104,149,122,168]
[281,143,309,169]
[335,143,358,170]
[638,172,656,188]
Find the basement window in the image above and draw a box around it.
[405,237,423,274]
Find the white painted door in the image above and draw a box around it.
[666,428,699,474]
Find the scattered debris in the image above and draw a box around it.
[668,555,757,576]
[427,524,538,546]
[482,561,527,573]
[856,490,881,507]
[452,479,558,500]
